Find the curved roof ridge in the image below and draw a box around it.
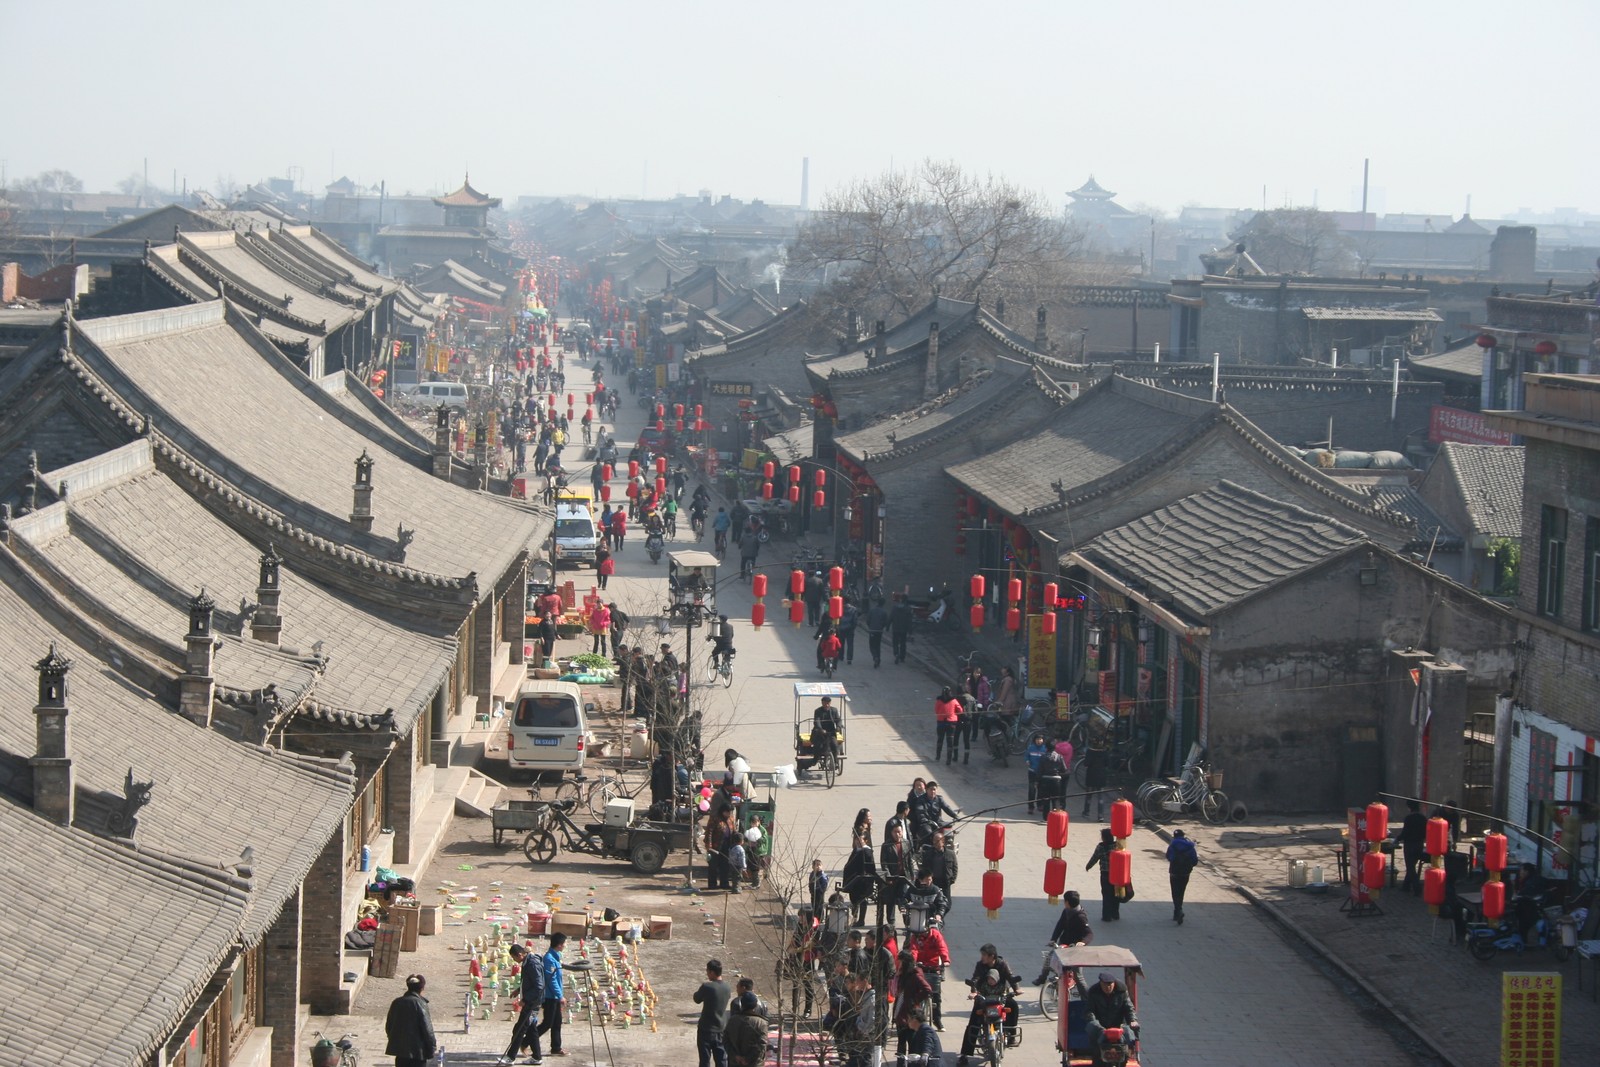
[175,236,329,333]
[56,345,475,591]
[1212,478,1369,541]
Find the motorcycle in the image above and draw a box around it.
[910,586,958,630]
[645,531,666,564]
[964,980,1020,1066]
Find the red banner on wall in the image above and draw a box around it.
[1429,405,1514,446]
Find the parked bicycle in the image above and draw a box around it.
[1135,750,1230,824]
[310,1032,360,1067]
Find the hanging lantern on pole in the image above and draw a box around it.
[981,868,1005,919]
[752,574,768,599]
[814,469,826,487]
[1484,833,1508,873]
[789,599,805,626]
[1046,810,1070,851]
[763,461,776,479]
[984,820,1006,862]
[1041,612,1057,635]
[969,604,985,630]
[1043,857,1067,905]
[1043,582,1058,607]
[1423,867,1447,908]
[1008,578,1022,604]
[828,567,844,592]
[751,602,766,629]
[675,418,684,433]
[788,485,801,504]
[600,485,611,502]
[675,403,685,418]
[628,460,640,480]
[828,595,843,621]
[1006,608,1021,632]
[1481,879,1506,922]
[1364,803,1389,843]
[655,477,667,497]
[1110,799,1135,839]
[1109,849,1132,890]
[1362,852,1386,893]
[813,489,825,509]
[762,481,774,500]
[788,465,802,484]
[970,574,986,600]
[1426,818,1450,858]
[790,569,805,596]
[602,464,614,482]
[655,455,669,474]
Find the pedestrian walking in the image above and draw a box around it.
[864,598,888,668]
[1399,799,1428,895]
[842,833,877,926]
[1166,829,1198,924]
[536,612,557,667]
[1087,828,1122,921]
[836,598,859,665]
[934,687,962,765]
[384,974,438,1067]
[532,932,568,1056]
[1024,731,1049,813]
[723,991,768,1067]
[595,545,614,590]
[1081,736,1109,821]
[694,959,733,1067]
[893,951,934,1055]
[803,571,826,627]
[499,945,545,1065]
[889,594,912,665]
[611,509,627,551]
[588,601,611,656]
[609,602,629,652]
[1038,741,1067,820]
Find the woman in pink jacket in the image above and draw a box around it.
[934,687,963,765]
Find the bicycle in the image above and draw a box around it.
[1136,757,1230,824]
[582,422,593,445]
[820,655,837,680]
[690,510,707,539]
[706,650,735,688]
[1037,949,1060,1021]
[311,1032,360,1067]
[664,509,678,536]
[983,704,1033,757]
[714,528,728,557]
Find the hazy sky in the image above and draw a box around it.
[6,0,1595,219]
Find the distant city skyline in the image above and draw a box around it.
[6,0,1596,222]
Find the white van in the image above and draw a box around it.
[507,680,589,773]
[553,501,600,567]
[407,381,470,410]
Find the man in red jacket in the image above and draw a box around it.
[908,925,951,1031]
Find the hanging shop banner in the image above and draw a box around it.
[1500,971,1560,1067]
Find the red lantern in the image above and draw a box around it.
[600,485,612,502]
[814,469,826,487]
[656,418,665,432]
[752,575,768,598]
[1475,333,1497,349]
[628,460,640,479]
[1362,852,1385,892]
[1111,799,1135,839]
[762,481,774,500]
[763,461,776,479]
[695,404,703,418]
[1046,810,1070,850]
[1365,803,1389,843]
[789,599,805,626]
[1041,613,1057,635]
[788,485,801,504]
[655,403,665,418]
[751,603,766,629]
[655,455,668,474]
[1534,339,1557,357]
[1109,849,1132,887]
[601,464,614,481]
[970,574,986,599]
[828,566,844,592]
[1043,856,1067,904]
[982,868,1005,918]
[655,476,667,495]
[788,465,802,484]
[1043,582,1058,607]
[1423,867,1447,907]
[983,821,1006,862]
[828,595,843,621]
[966,497,979,517]
[567,394,574,407]
[1006,608,1021,632]
[1426,818,1450,857]
[813,489,825,509]
[675,418,684,433]
[969,604,985,630]
[1482,879,1506,921]
[675,403,685,418]
[1483,833,1508,873]
[1007,578,1022,604]
[790,569,805,596]
[626,483,639,499]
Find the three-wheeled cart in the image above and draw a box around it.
[667,550,719,617]
[794,681,849,788]
[1048,944,1144,1066]
[511,797,695,874]
[736,771,779,888]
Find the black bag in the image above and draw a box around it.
[1123,881,1135,902]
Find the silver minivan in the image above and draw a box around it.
[553,502,600,567]
[506,680,589,773]
[409,381,470,410]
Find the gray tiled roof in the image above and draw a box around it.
[70,302,541,582]
[178,231,365,332]
[18,458,454,730]
[836,361,1033,461]
[805,296,984,377]
[0,565,354,945]
[1075,481,1368,618]
[1437,442,1525,539]
[947,375,1215,515]
[0,802,248,1067]
[1410,342,1485,381]
[1350,484,1459,548]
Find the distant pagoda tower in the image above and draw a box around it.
[432,174,501,228]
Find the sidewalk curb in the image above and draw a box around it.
[1146,822,1463,1067]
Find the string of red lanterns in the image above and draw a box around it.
[1044,810,1069,904]
[982,820,1006,919]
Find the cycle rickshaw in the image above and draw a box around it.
[793,681,849,788]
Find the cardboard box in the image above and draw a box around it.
[551,910,590,939]
[369,923,402,978]
[613,917,644,941]
[647,914,673,940]
[418,904,442,936]
[589,919,615,939]
[389,899,421,952]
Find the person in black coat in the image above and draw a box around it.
[842,834,878,925]
[500,945,545,1065]
[1087,828,1121,921]
[385,975,438,1067]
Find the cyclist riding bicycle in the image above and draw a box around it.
[711,507,731,553]
[689,497,709,537]
[663,496,679,535]
[710,614,736,669]
[816,629,843,675]
[811,696,842,764]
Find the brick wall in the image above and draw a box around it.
[299,822,347,1013]
[262,887,303,1067]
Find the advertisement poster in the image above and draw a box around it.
[1501,972,1560,1067]
[1026,614,1056,689]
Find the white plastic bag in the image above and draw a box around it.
[773,764,799,788]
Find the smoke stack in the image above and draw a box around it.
[924,322,941,400]
[1035,305,1047,353]
[179,589,218,726]
[801,157,810,212]
[350,450,374,533]
[252,544,284,645]
[433,407,454,479]
[30,644,74,826]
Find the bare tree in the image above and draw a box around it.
[9,169,84,210]
[790,159,1085,329]
[1234,207,1354,276]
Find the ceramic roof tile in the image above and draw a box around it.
[1076,481,1368,618]
[1438,442,1525,539]
[0,803,248,1067]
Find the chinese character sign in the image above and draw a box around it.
[1501,971,1561,1067]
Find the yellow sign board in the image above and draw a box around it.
[1027,614,1056,689]
[1501,971,1560,1067]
